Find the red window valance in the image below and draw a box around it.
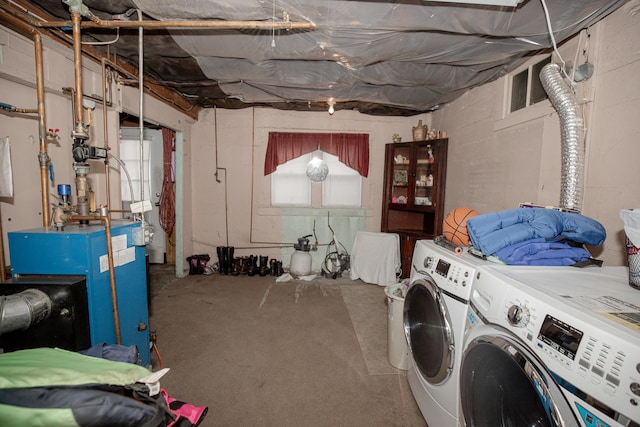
[264,132,369,177]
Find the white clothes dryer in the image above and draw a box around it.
[403,240,487,426]
[461,265,640,427]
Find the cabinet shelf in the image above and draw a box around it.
[381,139,448,278]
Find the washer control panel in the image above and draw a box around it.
[497,288,640,424]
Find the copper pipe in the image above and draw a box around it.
[10,108,38,113]
[0,7,38,34]
[0,9,51,228]
[0,6,199,119]
[71,11,84,128]
[38,19,315,31]
[34,33,50,228]
[72,214,122,344]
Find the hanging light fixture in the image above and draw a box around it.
[327,100,335,115]
[306,157,329,182]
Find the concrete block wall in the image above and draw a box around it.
[0,26,195,274]
[430,3,640,265]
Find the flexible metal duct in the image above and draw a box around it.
[539,63,584,212]
[0,289,51,336]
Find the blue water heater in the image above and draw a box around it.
[8,220,150,366]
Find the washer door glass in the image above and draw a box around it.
[460,335,577,427]
[403,278,453,384]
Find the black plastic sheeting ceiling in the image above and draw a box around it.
[26,0,626,116]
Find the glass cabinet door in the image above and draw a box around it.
[414,144,435,207]
[390,145,412,205]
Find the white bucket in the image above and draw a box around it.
[384,283,408,370]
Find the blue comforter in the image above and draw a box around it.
[466,208,606,256]
[493,238,592,265]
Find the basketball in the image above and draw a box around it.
[443,207,479,246]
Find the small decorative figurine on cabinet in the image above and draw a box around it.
[412,120,428,141]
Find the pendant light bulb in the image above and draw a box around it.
[327,100,335,115]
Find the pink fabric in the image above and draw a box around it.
[264,132,369,177]
[162,389,208,427]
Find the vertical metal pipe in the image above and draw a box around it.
[34,33,50,227]
[102,58,111,211]
[71,11,84,128]
[72,214,121,344]
[138,10,145,203]
[102,215,121,344]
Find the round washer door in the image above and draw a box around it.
[460,330,579,427]
[403,278,454,385]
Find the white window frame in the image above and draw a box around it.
[270,151,362,207]
[509,56,551,113]
[270,153,312,206]
[321,152,361,207]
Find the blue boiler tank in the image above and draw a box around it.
[7,220,151,366]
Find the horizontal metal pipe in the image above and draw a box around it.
[37,19,315,30]
[0,107,38,113]
[0,289,51,336]
[0,5,198,118]
[0,7,38,35]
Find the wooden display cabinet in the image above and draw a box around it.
[381,139,448,277]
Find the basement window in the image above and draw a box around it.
[266,132,368,207]
[271,152,361,207]
[321,153,362,207]
[270,154,312,206]
[510,56,551,113]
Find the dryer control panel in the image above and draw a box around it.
[411,240,485,301]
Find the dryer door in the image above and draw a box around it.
[403,278,454,384]
[460,331,579,427]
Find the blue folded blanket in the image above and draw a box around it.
[467,208,606,256]
[493,238,591,266]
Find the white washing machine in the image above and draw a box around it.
[403,239,487,426]
[461,265,640,427]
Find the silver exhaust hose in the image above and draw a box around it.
[0,289,52,336]
[539,63,584,212]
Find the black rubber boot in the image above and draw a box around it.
[231,257,241,276]
[240,256,250,275]
[259,256,270,276]
[216,247,224,275]
[274,261,284,276]
[221,246,232,275]
[228,247,235,268]
[247,255,258,276]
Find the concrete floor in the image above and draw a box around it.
[148,264,427,427]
